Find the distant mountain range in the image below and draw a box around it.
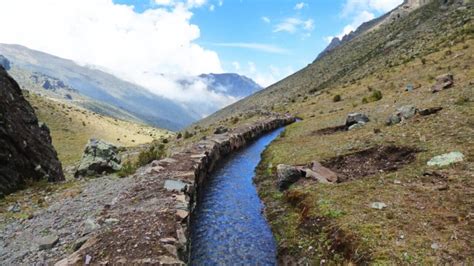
[0,44,262,130]
[199,73,262,98]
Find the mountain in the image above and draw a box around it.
[0,44,197,130]
[199,73,262,98]
[316,0,432,60]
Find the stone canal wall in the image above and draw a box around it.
[57,115,294,265]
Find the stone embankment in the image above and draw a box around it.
[58,115,295,265]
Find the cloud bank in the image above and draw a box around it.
[0,0,238,117]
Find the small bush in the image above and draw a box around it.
[231,117,239,124]
[162,138,169,144]
[176,132,182,139]
[137,143,166,166]
[371,90,383,101]
[184,131,193,139]
[421,58,426,65]
[117,161,136,178]
[333,94,342,102]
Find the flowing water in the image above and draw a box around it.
[190,127,285,265]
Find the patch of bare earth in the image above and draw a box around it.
[323,146,419,182]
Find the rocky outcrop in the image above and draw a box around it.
[346,113,369,130]
[386,105,417,125]
[75,139,121,178]
[0,67,64,196]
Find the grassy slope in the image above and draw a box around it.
[25,92,172,167]
[195,2,474,264]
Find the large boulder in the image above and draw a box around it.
[277,164,303,191]
[304,161,338,183]
[345,113,369,129]
[75,139,121,178]
[0,67,64,196]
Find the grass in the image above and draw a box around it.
[24,93,172,167]
[251,39,474,264]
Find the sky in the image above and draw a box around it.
[0,0,403,116]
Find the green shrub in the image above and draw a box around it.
[176,132,182,139]
[371,90,383,101]
[162,138,169,144]
[184,131,193,139]
[333,94,342,102]
[137,143,166,166]
[231,117,239,124]
[117,161,136,178]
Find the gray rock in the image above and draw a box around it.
[427,151,464,167]
[164,180,187,192]
[7,202,21,213]
[348,122,366,130]
[37,234,59,250]
[104,218,119,224]
[386,105,417,125]
[277,164,303,191]
[345,113,369,128]
[370,202,387,210]
[75,139,122,178]
[82,218,100,235]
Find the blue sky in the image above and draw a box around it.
[114,0,402,86]
[0,0,402,114]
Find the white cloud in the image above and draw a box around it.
[209,4,215,11]
[261,16,271,24]
[218,0,223,6]
[211,42,288,54]
[294,2,306,10]
[0,0,236,118]
[232,61,241,71]
[233,61,293,88]
[342,0,403,16]
[273,18,314,34]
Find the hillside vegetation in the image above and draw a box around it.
[25,92,172,167]
[195,1,473,264]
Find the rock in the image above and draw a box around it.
[431,243,440,250]
[0,55,11,70]
[164,179,188,192]
[163,244,178,257]
[214,126,228,134]
[386,105,417,125]
[345,113,369,128]
[305,161,338,183]
[72,236,89,251]
[176,210,189,220]
[160,237,177,244]
[38,234,59,250]
[82,218,100,235]
[348,122,366,130]
[418,107,443,116]
[277,164,304,191]
[85,254,92,264]
[370,202,387,210]
[405,84,414,92]
[75,139,121,178]
[157,256,184,265]
[431,73,454,93]
[0,68,64,195]
[104,218,119,224]
[427,151,464,167]
[7,202,21,213]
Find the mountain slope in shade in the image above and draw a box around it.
[0,43,197,130]
[199,73,262,98]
